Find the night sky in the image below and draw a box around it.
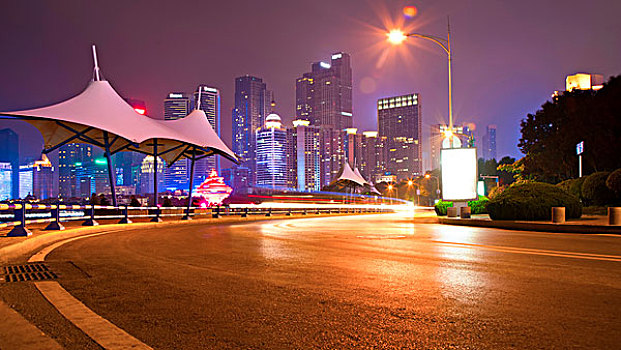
[1,0,620,167]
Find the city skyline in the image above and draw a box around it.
[1,0,620,166]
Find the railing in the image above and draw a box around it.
[0,202,397,237]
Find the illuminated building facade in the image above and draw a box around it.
[164,158,189,191]
[221,166,251,192]
[193,85,221,175]
[319,128,346,187]
[0,129,19,199]
[232,75,270,184]
[359,131,387,182]
[0,163,13,200]
[296,52,352,129]
[430,124,471,171]
[378,93,422,179]
[255,113,287,189]
[19,155,55,199]
[164,93,191,120]
[287,119,321,191]
[59,143,93,198]
[566,73,604,92]
[139,156,165,194]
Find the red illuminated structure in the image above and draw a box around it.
[195,169,233,206]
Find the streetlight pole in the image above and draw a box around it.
[387,17,454,146]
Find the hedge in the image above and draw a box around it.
[582,172,613,206]
[434,196,489,216]
[487,182,581,220]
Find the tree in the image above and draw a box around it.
[129,195,141,207]
[518,75,621,183]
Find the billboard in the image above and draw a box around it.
[441,148,478,201]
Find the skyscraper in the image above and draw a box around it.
[287,119,321,192]
[18,155,55,199]
[232,75,269,185]
[378,93,422,179]
[164,93,191,120]
[255,113,287,189]
[193,86,221,176]
[359,131,387,182]
[59,143,93,198]
[482,125,497,160]
[0,129,19,199]
[296,52,352,129]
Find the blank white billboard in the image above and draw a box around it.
[441,148,478,201]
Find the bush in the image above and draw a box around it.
[606,169,621,198]
[569,177,586,200]
[434,196,488,216]
[487,182,581,220]
[582,172,613,206]
[129,196,141,207]
[487,185,506,199]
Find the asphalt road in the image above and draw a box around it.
[40,213,621,348]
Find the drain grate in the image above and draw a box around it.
[2,262,57,283]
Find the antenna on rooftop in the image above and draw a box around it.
[92,45,101,81]
[197,85,202,110]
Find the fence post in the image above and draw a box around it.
[118,205,132,224]
[7,202,32,237]
[241,207,248,218]
[150,206,163,223]
[82,205,99,226]
[302,209,307,215]
[286,209,292,216]
[182,206,192,220]
[265,207,272,217]
[212,206,221,219]
[45,205,65,230]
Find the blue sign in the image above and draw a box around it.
[576,141,584,155]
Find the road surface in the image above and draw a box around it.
[15,213,621,348]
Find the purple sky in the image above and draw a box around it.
[1,0,620,166]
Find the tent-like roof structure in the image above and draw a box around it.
[335,162,366,186]
[0,46,237,165]
[1,80,237,164]
[353,167,369,185]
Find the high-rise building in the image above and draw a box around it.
[359,131,387,182]
[319,128,346,187]
[0,129,19,199]
[113,151,143,192]
[296,52,352,129]
[430,123,474,170]
[194,85,221,175]
[0,162,13,200]
[139,156,165,194]
[221,166,251,193]
[566,73,604,92]
[164,158,189,191]
[59,143,93,198]
[164,93,191,120]
[232,75,269,184]
[378,93,422,179]
[255,113,287,189]
[482,125,497,160]
[19,155,55,200]
[287,119,321,192]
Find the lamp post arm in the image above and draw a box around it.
[406,33,449,55]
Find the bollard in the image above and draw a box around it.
[265,208,272,217]
[241,207,249,218]
[460,206,471,219]
[609,207,621,226]
[118,206,133,224]
[212,206,221,219]
[551,207,565,224]
[150,207,163,223]
[302,209,307,215]
[447,207,458,218]
[181,206,192,221]
[45,205,65,230]
[286,209,292,216]
[8,202,32,237]
[82,205,99,226]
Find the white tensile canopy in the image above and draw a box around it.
[0,46,237,209]
[2,80,237,164]
[336,162,366,187]
[353,167,369,185]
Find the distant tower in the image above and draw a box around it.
[255,113,287,189]
[193,85,221,180]
[287,119,321,191]
[482,125,497,160]
[0,129,19,199]
[164,93,191,120]
[59,143,93,198]
[377,93,422,179]
[232,75,269,185]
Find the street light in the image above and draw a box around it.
[387,18,455,147]
[425,174,441,201]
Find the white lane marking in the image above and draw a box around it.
[30,230,153,350]
[431,240,621,262]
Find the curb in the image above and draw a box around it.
[438,217,621,235]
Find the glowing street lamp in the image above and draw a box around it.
[387,19,455,147]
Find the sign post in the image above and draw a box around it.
[576,141,584,177]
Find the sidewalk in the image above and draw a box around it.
[437,214,621,235]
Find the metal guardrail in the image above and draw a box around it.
[0,202,394,237]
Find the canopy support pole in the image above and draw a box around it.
[183,148,196,220]
[150,138,162,222]
[102,131,117,207]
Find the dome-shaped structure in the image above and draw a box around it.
[264,113,283,129]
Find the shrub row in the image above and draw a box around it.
[487,182,581,220]
[434,196,489,216]
[556,169,621,206]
